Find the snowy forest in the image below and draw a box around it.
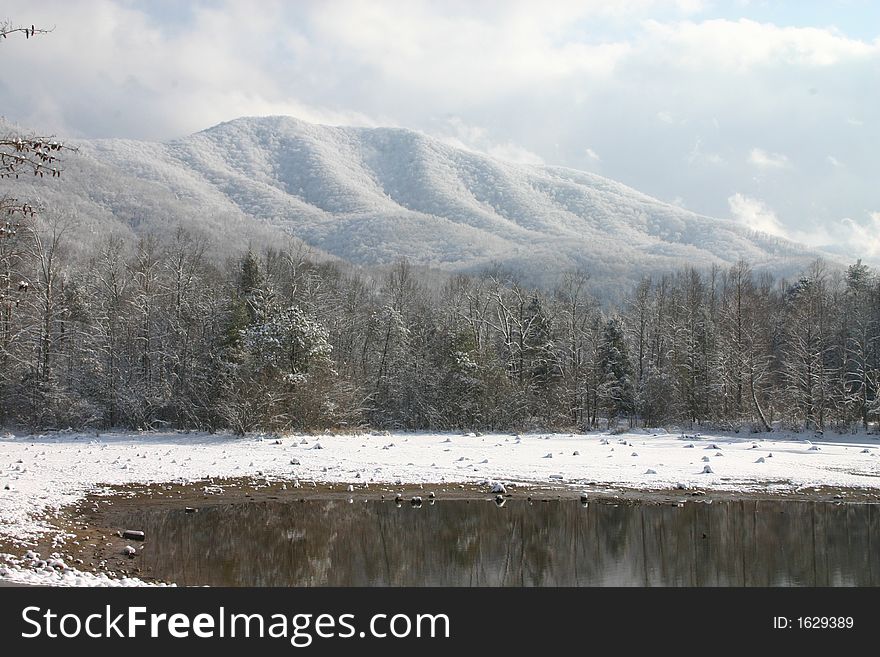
[0,215,878,434]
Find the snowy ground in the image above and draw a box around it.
[2,428,880,585]
[0,552,171,587]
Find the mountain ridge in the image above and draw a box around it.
[4,114,829,290]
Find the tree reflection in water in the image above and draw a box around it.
[125,499,880,587]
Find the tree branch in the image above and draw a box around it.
[0,22,53,39]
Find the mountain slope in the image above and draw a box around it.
[9,115,825,289]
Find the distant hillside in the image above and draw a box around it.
[5,115,829,291]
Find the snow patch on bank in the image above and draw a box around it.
[0,552,170,587]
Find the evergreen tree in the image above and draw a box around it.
[597,316,635,427]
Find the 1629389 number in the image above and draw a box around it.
[798,617,854,629]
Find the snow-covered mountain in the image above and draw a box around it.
[9,115,825,290]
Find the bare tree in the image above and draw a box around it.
[1,21,75,239]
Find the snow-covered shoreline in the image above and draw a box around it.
[2,428,880,586]
[0,552,173,587]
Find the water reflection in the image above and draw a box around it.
[124,499,880,587]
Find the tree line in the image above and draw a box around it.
[0,214,878,434]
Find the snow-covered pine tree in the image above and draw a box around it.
[597,315,635,428]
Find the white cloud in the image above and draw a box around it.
[687,137,724,166]
[839,213,880,259]
[826,155,844,168]
[748,148,790,169]
[437,117,488,147]
[756,211,880,263]
[674,0,705,14]
[585,148,601,161]
[487,142,545,165]
[307,1,634,106]
[642,18,877,71]
[436,116,544,165]
[728,193,787,237]
[0,0,383,139]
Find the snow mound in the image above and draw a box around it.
[1,553,170,587]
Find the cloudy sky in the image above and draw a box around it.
[1,0,878,260]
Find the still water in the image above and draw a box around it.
[123,499,880,587]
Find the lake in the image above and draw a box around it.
[119,498,880,586]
